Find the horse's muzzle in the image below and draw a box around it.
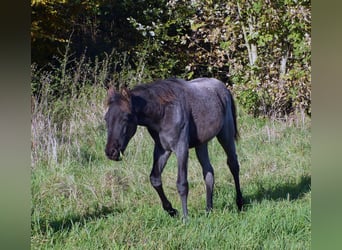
[105,148,122,161]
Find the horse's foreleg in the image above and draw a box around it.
[195,144,214,212]
[150,146,178,217]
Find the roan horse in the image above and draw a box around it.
[104,77,243,218]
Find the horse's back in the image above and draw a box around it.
[186,77,230,110]
[187,77,228,92]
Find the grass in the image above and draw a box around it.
[31,114,310,248]
[31,58,310,249]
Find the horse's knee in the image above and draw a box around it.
[150,175,162,187]
[176,180,189,196]
[204,171,214,187]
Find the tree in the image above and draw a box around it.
[31,0,311,117]
[31,0,145,65]
[170,0,311,116]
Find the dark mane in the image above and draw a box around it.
[132,78,185,105]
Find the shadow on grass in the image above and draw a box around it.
[243,175,311,208]
[36,205,124,234]
[214,175,311,212]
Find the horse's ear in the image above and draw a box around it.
[105,86,115,107]
[107,86,115,97]
[121,87,131,101]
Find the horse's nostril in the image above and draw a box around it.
[105,148,114,158]
[105,147,121,161]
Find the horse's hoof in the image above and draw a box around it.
[237,198,244,212]
[167,208,178,217]
[182,215,189,224]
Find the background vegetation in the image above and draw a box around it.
[32,0,310,117]
[31,0,311,248]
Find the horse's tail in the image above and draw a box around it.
[230,93,239,141]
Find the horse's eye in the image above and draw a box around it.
[122,115,130,123]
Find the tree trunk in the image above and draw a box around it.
[279,43,290,86]
[250,42,258,66]
[237,1,258,66]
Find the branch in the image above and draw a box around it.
[237,1,252,66]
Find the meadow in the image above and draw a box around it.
[31,63,311,249]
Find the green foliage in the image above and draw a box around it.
[32,0,145,65]
[181,0,311,117]
[31,0,311,117]
[233,80,262,117]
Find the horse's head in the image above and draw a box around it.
[104,87,137,161]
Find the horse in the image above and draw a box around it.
[104,77,243,218]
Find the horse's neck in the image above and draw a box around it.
[132,95,162,131]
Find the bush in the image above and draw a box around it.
[32,0,311,119]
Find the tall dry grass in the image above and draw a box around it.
[31,50,150,168]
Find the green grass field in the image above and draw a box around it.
[31,86,311,249]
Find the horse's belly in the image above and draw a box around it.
[188,115,223,147]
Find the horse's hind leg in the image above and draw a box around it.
[150,145,178,216]
[195,143,214,212]
[217,126,243,211]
